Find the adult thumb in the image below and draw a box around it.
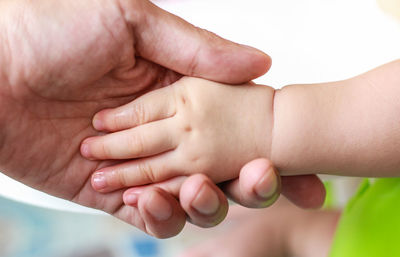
[120,0,271,83]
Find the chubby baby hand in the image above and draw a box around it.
[81,77,275,192]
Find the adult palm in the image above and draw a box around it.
[0,0,270,236]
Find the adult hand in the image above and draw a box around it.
[124,159,326,231]
[0,0,324,238]
[0,0,270,238]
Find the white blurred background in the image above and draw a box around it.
[0,0,399,256]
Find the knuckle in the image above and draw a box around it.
[105,111,125,130]
[117,170,131,187]
[117,0,145,25]
[131,101,147,125]
[186,47,201,77]
[176,115,193,134]
[112,111,123,130]
[185,149,210,173]
[172,79,188,101]
[173,83,193,121]
[137,162,157,183]
[182,123,192,133]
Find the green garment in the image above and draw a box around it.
[329,178,400,257]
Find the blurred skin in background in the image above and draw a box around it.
[180,198,340,257]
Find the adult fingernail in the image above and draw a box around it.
[191,183,220,215]
[124,192,139,206]
[146,191,173,221]
[255,169,278,199]
[92,172,107,190]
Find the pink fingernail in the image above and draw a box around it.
[146,191,173,221]
[92,117,104,131]
[124,193,139,206]
[80,142,91,158]
[192,183,220,215]
[255,170,278,199]
[92,172,107,190]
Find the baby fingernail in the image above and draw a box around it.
[255,169,278,199]
[124,192,139,206]
[192,183,220,215]
[92,117,104,131]
[92,172,107,190]
[80,142,91,158]
[146,191,173,221]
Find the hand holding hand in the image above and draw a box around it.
[82,77,275,189]
[0,0,270,237]
[82,77,326,210]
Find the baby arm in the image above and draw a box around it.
[272,60,400,177]
[81,60,400,192]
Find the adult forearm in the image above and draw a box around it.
[271,60,400,177]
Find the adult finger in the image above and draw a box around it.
[222,158,281,208]
[222,158,326,209]
[281,175,326,209]
[124,175,229,228]
[180,174,229,228]
[120,0,272,84]
[137,187,186,238]
[74,178,186,239]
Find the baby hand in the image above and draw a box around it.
[81,77,275,192]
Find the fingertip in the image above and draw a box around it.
[139,188,186,238]
[227,45,272,83]
[242,45,272,78]
[191,182,220,216]
[123,188,144,206]
[91,169,127,194]
[257,53,272,77]
[80,139,93,159]
[281,175,326,210]
[253,169,280,202]
[179,174,210,207]
[140,189,173,221]
[91,172,107,191]
[124,193,139,206]
[238,158,280,208]
[239,158,275,195]
[93,108,115,131]
[92,114,105,131]
[180,175,228,228]
[308,181,326,209]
